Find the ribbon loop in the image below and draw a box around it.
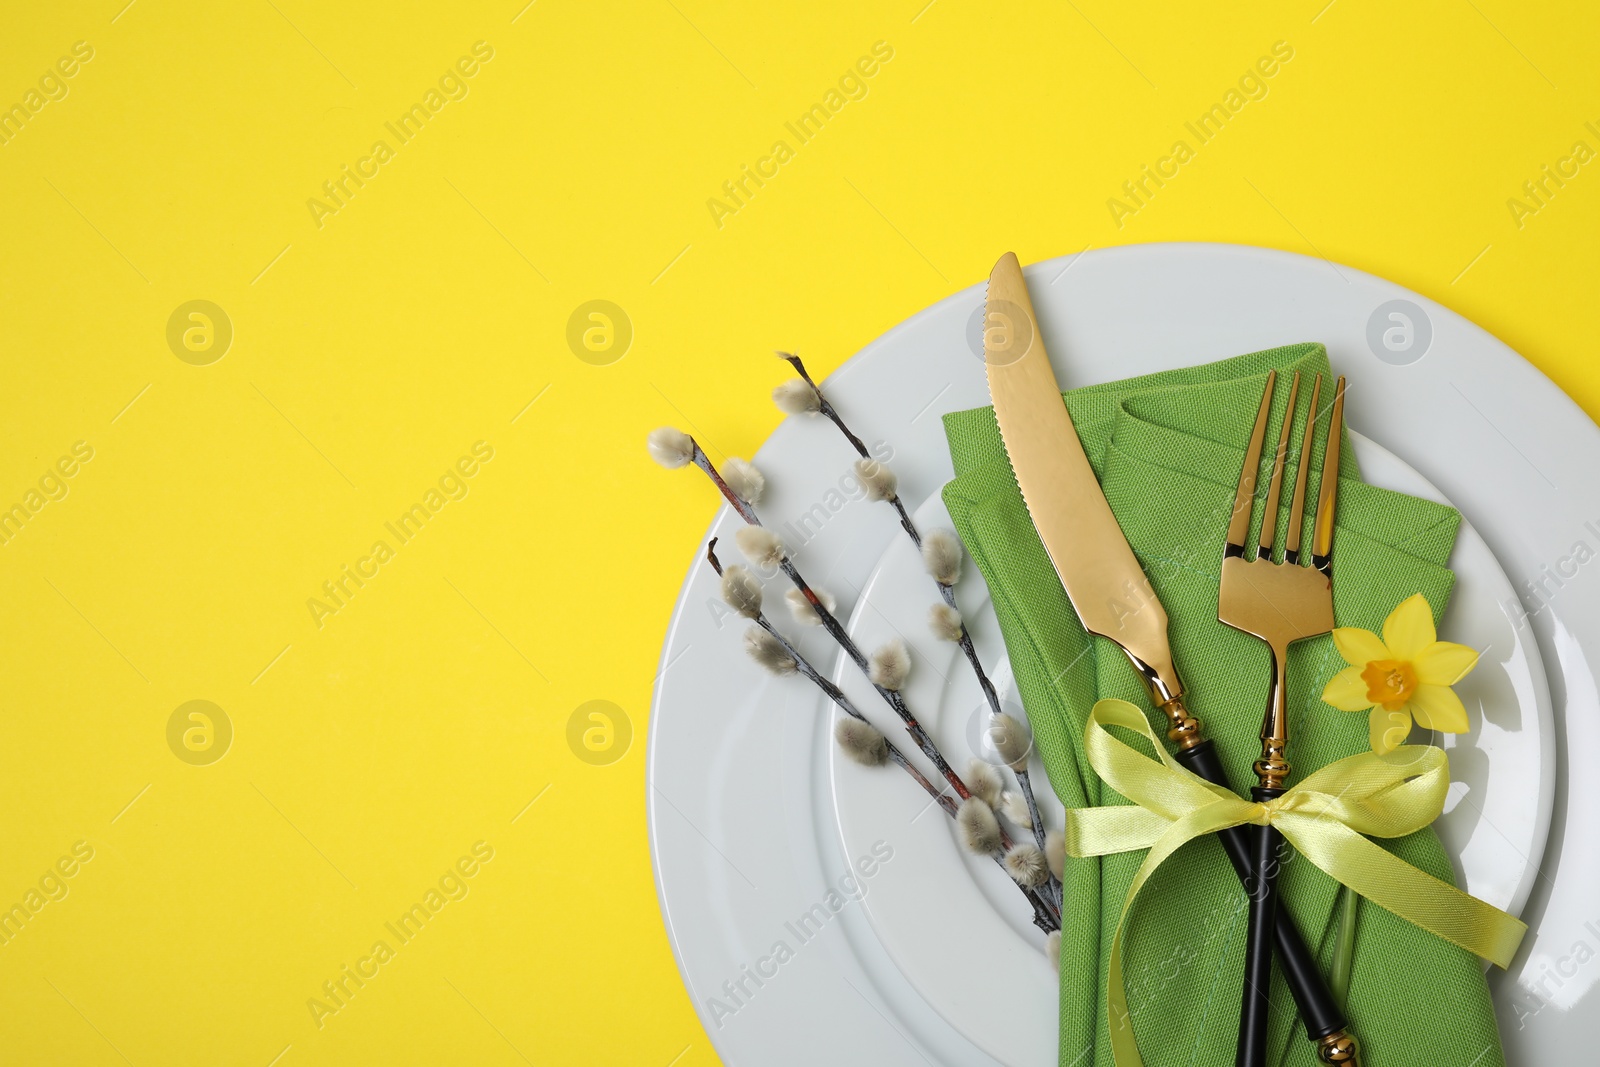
[1065,699,1528,1067]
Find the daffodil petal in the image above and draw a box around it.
[1382,593,1436,660]
[1409,683,1470,734]
[1369,707,1412,755]
[1322,666,1374,711]
[1332,627,1389,668]
[1413,641,1480,686]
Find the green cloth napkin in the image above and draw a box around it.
[942,343,1504,1067]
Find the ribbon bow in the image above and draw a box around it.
[1066,698,1527,1067]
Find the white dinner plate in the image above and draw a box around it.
[832,435,1551,1065]
[648,244,1596,1065]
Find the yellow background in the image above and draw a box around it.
[1,1,1595,1063]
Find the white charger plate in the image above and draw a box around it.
[832,436,1550,1066]
[649,244,1593,1065]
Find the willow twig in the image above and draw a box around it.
[777,350,1063,909]
[708,539,1060,933]
[688,437,976,805]
[653,425,1057,924]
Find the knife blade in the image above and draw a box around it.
[983,251,1193,735]
[981,251,1361,1064]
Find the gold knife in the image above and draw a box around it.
[983,251,1199,742]
[982,252,1359,1066]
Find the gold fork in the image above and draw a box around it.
[1219,370,1348,1067]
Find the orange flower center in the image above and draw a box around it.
[1361,659,1418,711]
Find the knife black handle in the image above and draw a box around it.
[1237,789,1283,1067]
[1174,741,1351,1044]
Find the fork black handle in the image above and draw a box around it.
[1174,741,1350,1044]
[1237,785,1285,1067]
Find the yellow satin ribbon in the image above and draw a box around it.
[1066,698,1527,1067]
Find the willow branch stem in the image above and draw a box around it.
[761,618,1058,928]
[778,354,1064,908]
[692,437,1059,922]
[777,556,975,803]
[689,452,974,804]
[708,539,1057,930]
[1013,768,1060,908]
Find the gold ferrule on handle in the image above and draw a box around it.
[1157,696,1205,749]
[1254,647,1291,790]
[1254,740,1290,791]
[1315,1029,1360,1065]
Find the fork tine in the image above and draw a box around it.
[1310,376,1346,575]
[1226,371,1277,558]
[1256,372,1300,561]
[1283,375,1321,565]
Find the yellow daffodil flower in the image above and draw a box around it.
[1321,593,1479,755]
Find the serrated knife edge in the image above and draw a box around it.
[982,251,1183,705]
